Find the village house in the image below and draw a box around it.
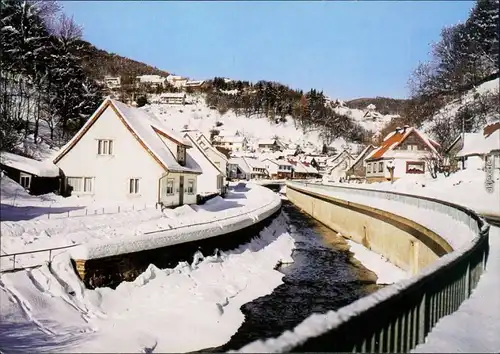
[135,75,167,89]
[103,76,121,90]
[195,132,229,176]
[246,158,268,179]
[184,80,206,91]
[158,92,186,105]
[183,133,226,196]
[167,75,188,88]
[52,97,202,207]
[213,136,248,152]
[0,152,60,195]
[262,158,293,179]
[228,157,252,180]
[364,125,440,183]
[345,144,377,181]
[257,138,286,152]
[445,121,500,171]
[327,149,356,180]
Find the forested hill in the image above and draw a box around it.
[78,40,170,80]
[345,97,408,115]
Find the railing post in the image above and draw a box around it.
[465,262,471,297]
[418,293,427,344]
[48,249,52,262]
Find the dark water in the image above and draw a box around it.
[205,199,383,352]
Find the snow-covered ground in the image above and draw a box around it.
[0,214,296,353]
[0,177,280,270]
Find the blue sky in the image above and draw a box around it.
[63,1,474,100]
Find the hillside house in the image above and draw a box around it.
[262,158,293,179]
[346,144,376,181]
[166,75,188,88]
[159,92,186,105]
[327,149,356,180]
[183,133,226,196]
[136,75,167,89]
[365,125,440,183]
[257,138,286,152]
[0,152,60,195]
[213,136,248,152]
[446,121,500,171]
[103,76,121,90]
[184,80,206,91]
[53,97,202,207]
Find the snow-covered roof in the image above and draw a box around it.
[350,145,376,168]
[368,127,439,160]
[195,133,229,163]
[456,131,500,157]
[160,92,186,98]
[258,139,281,146]
[184,80,205,86]
[54,98,201,174]
[0,151,60,178]
[263,158,292,168]
[245,158,267,169]
[228,157,252,174]
[183,133,226,177]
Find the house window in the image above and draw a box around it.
[406,161,425,174]
[129,178,140,194]
[97,139,113,155]
[367,163,371,173]
[67,177,93,193]
[20,173,31,189]
[166,179,174,195]
[379,161,383,172]
[407,144,418,151]
[187,179,194,194]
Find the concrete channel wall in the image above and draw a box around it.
[286,184,451,275]
[235,181,490,353]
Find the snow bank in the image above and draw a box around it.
[0,213,296,353]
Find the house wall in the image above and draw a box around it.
[204,148,227,177]
[263,161,278,175]
[394,131,432,152]
[56,106,165,203]
[188,143,222,195]
[159,172,197,207]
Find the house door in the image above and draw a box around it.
[179,176,184,205]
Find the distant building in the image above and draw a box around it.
[136,75,167,89]
[245,158,268,179]
[213,136,248,152]
[346,144,376,181]
[159,92,186,105]
[167,75,188,88]
[184,80,206,91]
[103,76,121,89]
[327,149,356,180]
[257,138,286,152]
[262,158,293,180]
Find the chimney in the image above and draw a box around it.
[402,125,410,134]
[395,126,401,133]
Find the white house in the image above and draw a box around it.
[183,133,226,196]
[136,75,167,88]
[262,158,293,179]
[245,158,268,179]
[53,97,202,207]
[257,138,286,152]
[195,133,228,176]
[228,157,252,180]
[159,92,186,105]
[103,76,121,89]
[213,136,248,152]
[446,121,500,171]
[365,125,440,183]
[327,149,356,180]
[167,75,188,88]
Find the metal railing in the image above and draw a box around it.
[0,244,81,272]
[237,181,490,353]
